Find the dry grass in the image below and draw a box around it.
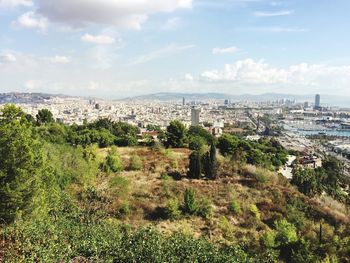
[78,146,350,243]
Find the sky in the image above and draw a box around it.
[1,0,350,99]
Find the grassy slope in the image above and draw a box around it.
[71,146,350,244]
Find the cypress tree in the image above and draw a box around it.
[204,142,217,180]
[188,151,202,179]
[209,141,217,179]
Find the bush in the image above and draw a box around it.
[183,188,198,215]
[249,204,261,220]
[189,136,206,151]
[274,219,298,246]
[104,146,123,172]
[198,198,213,220]
[165,198,181,219]
[229,199,242,215]
[252,167,271,184]
[261,231,277,248]
[118,201,132,218]
[129,154,143,171]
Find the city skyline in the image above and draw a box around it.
[1,0,350,99]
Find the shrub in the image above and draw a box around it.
[274,219,298,246]
[249,204,261,220]
[218,216,236,241]
[183,188,198,215]
[165,198,181,219]
[198,198,213,220]
[261,231,277,248]
[229,199,242,215]
[118,201,132,217]
[129,154,143,171]
[253,167,271,184]
[104,146,123,172]
[189,136,206,151]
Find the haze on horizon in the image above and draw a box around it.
[1,0,350,99]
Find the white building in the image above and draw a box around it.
[191,107,200,126]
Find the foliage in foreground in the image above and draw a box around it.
[1,217,277,263]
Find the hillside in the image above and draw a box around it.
[0,106,349,262]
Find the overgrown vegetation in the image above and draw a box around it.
[0,105,350,262]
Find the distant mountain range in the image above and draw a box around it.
[0,92,76,104]
[119,92,350,107]
[0,92,349,108]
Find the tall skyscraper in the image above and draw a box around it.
[315,94,321,109]
[191,107,200,126]
[182,97,186,106]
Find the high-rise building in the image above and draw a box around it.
[191,107,200,126]
[315,94,321,109]
[224,99,230,105]
[182,97,186,106]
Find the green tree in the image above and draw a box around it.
[183,188,198,215]
[217,134,238,156]
[274,219,299,262]
[188,151,202,179]
[166,120,187,148]
[0,105,45,223]
[322,157,345,197]
[98,128,116,147]
[291,167,322,197]
[36,109,55,124]
[0,104,27,122]
[188,125,215,144]
[146,124,162,132]
[189,136,206,151]
[204,142,217,179]
[115,134,138,147]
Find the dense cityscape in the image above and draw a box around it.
[2,91,350,177]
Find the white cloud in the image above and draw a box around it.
[213,46,240,55]
[201,59,288,84]
[0,0,32,8]
[81,34,115,45]
[129,44,195,65]
[200,59,350,92]
[253,10,294,17]
[162,17,183,30]
[185,73,194,81]
[36,0,192,29]
[13,11,48,32]
[0,52,16,63]
[50,55,71,64]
